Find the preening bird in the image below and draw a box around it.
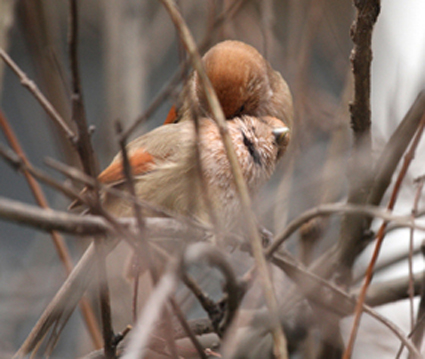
[78,40,293,230]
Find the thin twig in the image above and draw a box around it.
[68,0,97,178]
[0,47,75,141]
[116,121,158,324]
[183,244,240,336]
[121,270,179,359]
[344,110,425,359]
[0,109,102,349]
[271,253,422,359]
[265,202,425,258]
[0,144,88,206]
[158,1,288,357]
[94,237,116,359]
[341,91,425,281]
[169,298,208,359]
[351,271,424,307]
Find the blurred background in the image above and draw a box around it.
[0,0,425,358]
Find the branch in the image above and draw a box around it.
[0,47,75,141]
[121,270,179,359]
[159,1,287,356]
[337,0,381,291]
[345,107,425,359]
[270,253,421,359]
[350,271,425,308]
[265,202,425,258]
[0,196,209,239]
[68,0,97,178]
[0,110,102,348]
[349,0,380,137]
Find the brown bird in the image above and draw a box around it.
[165,40,293,128]
[89,40,293,230]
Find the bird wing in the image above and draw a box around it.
[98,121,192,187]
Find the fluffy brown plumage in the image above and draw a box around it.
[81,40,293,230]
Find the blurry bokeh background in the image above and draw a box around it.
[1,0,425,358]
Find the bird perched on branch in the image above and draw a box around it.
[75,40,293,231]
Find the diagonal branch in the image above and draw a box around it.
[0,47,75,141]
[158,1,288,357]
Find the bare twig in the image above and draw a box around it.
[158,1,287,356]
[115,121,158,324]
[169,299,208,359]
[351,271,424,307]
[94,237,116,359]
[0,143,88,205]
[121,270,179,359]
[68,0,97,178]
[344,110,425,359]
[0,109,102,349]
[270,253,422,359]
[337,92,425,281]
[0,47,75,141]
[265,202,425,258]
[338,0,381,289]
[183,244,240,336]
[13,243,102,358]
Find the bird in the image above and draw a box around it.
[165,40,293,128]
[79,40,293,231]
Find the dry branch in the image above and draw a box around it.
[159,1,287,356]
[0,109,102,348]
[0,47,75,141]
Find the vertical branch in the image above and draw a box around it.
[338,0,380,277]
[349,0,380,139]
[94,237,116,359]
[68,0,97,177]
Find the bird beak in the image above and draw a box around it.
[272,127,290,146]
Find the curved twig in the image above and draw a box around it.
[182,243,240,336]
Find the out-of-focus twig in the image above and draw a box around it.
[159,1,288,357]
[121,270,179,359]
[351,271,424,307]
[271,253,422,359]
[344,110,425,359]
[68,0,97,178]
[0,109,102,349]
[266,202,425,258]
[0,47,75,141]
[169,298,208,359]
[408,177,425,330]
[94,236,116,359]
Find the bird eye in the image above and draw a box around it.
[239,104,245,113]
